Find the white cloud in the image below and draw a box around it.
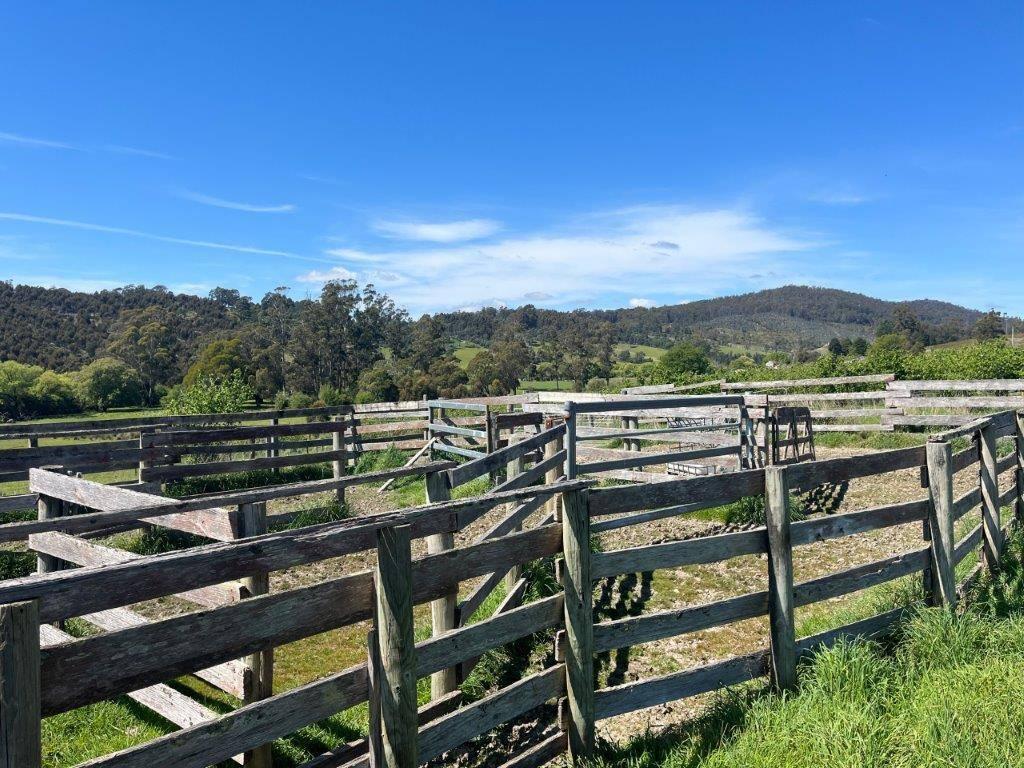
[297,266,358,283]
[0,211,314,260]
[176,190,296,213]
[372,218,502,243]
[305,205,816,314]
[0,131,79,150]
[629,297,656,308]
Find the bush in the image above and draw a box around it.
[72,357,145,412]
[163,369,254,415]
[0,361,81,420]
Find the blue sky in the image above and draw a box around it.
[0,2,1021,316]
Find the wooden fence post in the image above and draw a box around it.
[1017,411,1024,524]
[979,423,1002,573]
[764,465,796,691]
[0,600,41,768]
[36,495,66,576]
[424,471,457,699]
[561,488,594,762]
[332,415,346,506]
[375,524,418,768]
[564,402,577,480]
[543,428,563,521]
[926,439,957,608]
[919,466,934,601]
[239,502,273,768]
[138,430,153,486]
[505,437,525,589]
[268,417,279,475]
[367,627,383,768]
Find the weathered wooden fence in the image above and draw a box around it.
[4,407,1018,767]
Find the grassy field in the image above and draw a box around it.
[453,342,486,368]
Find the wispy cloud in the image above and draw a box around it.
[1,131,173,160]
[104,144,174,160]
[629,297,656,308]
[372,218,502,243]
[296,266,358,283]
[7,275,123,292]
[175,190,297,213]
[0,211,315,260]
[0,131,79,150]
[808,189,872,206]
[300,205,817,314]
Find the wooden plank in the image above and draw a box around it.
[887,395,1024,409]
[27,472,241,542]
[594,650,767,721]
[41,621,232,744]
[588,467,765,518]
[0,600,40,768]
[756,391,888,404]
[568,395,745,413]
[980,423,1002,573]
[493,731,566,768]
[0,481,587,625]
[426,399,488,412]
[80,606,246,698]
[0,493,37,514]
[593,589,768,653]
[416,595,563,679]
[432,441,486,460]
[722,374,894,391]
[141,448,349,483]
[561,488,594,760]
[488,450,565,495]
[787,446,925,488]
[0,405,353,439]
[790,499,928,546]
[793,547,929,606]
[375,525,417,768]
[888,379,1024,392]
[77,663,369,768]
[591,527,767,579]
[925,440,957,607]
[449,424,565,487]
[6,462,454,543]
[580,445,737,475]
[795,606,906,655]
[417,665,565,765]
[765,466,795,691]
[27,532,241,608]
[954,523,983,565]
[428,422,488,439]
[810,408,902,419]
[591,500,724,533]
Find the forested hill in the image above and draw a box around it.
[434,286,987,350]
[0,282,237,371]
[0,281,989,372]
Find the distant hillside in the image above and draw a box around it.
[434,286,988,353]
[0,282,236,371]
[0,281,992,371]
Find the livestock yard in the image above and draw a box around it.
[0,376,1022,768]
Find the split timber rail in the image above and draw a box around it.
[0,410,1021,767]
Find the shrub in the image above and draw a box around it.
[163,369,254,415]
[72,357,144,412]
[0,361,80,419]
